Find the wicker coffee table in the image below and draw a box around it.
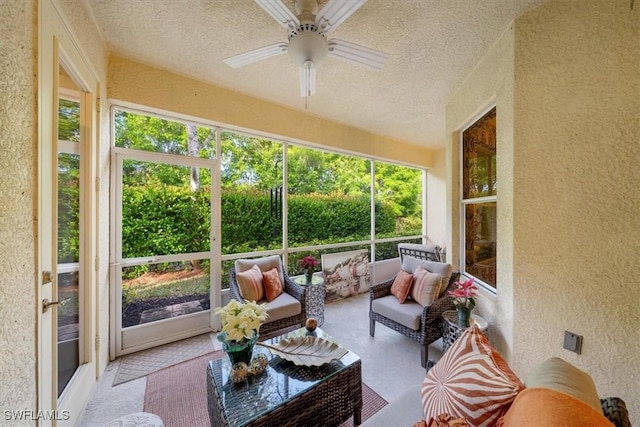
[207,328,362,427]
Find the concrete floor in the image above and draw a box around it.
[77,292,444,426]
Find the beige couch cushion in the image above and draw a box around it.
[401,257,453,298]
[235,255,284,285]
[525,357,603,413]
[372,295,423,330]
[263,292,301,323]
[361,384,423,427]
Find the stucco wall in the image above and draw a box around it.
[512,0,639,422]
[426,148,447,249]
[0,0,38,419]
[107,55,434,168]
[446,24,515,357]
[447,0,639,422]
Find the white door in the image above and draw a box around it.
[38,1,99,423]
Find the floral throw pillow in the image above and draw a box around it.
[421,325,524,426]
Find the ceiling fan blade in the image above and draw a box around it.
[299,61,316,97]
[316,0,367,34]
[327,39,388,70]
[254,0,299,30]
[223,42,288,68]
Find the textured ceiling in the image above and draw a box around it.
[85,0,545,148]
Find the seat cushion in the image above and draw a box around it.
[361,384,423,427]
[401,257,453,298]
[235,255,285,285]
[524,357,603,413]
[421,325,524,426]
[262,267,284,302]
[391,270,414,303]
[236,264,265,302]
[372,295,423,330]
[496,388,612,427]
[263,292,301,323]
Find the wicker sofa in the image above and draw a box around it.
[369,243,457,368]
[363,384,630,427]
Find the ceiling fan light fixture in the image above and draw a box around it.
[287,27,328,67]
[300,60,316,97]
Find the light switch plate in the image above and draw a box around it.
[563,331,582,354]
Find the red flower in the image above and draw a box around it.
[299,256,318,269]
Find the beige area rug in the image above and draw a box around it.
[144,351,388,427]
[113,334,215,386]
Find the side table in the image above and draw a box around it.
[442,310,489,352]
[293,275,325,326]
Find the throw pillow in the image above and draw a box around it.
[524,357,603,413]
[410,267,442,307]
[262,267,284,302]
[236,264,265,302]
[390,270,413,303]
[421,325,524,427]
[401,257,453,298]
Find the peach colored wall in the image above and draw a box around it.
[446,24,515,357]
[0,0,38,416]
[426,148,447,249]
[512,1,639,422]
[447,1,639,422]
[107,55,434,168]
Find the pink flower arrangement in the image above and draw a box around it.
[448,277,478,310]
[299,256,319,273]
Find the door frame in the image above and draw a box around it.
[109,134,218,356]
[38,0,100,424]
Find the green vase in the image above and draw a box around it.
[219,334,258,365]
[457,307,471,328]
[305,270,314,284]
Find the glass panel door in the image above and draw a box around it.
[112,110,218,355]
[57,93,82,397]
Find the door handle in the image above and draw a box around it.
[42,298,60,313]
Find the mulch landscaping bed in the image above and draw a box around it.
[122,294,210,327]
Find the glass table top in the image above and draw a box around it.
[208,327,360,427]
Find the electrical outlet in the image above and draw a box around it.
[563,331,583,354]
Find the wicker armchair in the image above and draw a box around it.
[369,244,458,368]
[229,255,307,337]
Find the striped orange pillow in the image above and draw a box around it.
[421,326,524,427]
[236,264,265,302]
[410,267,441,306]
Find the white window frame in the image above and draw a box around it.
[459,106,497,293]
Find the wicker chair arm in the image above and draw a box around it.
[283,274,306,302]
[370,279,394,300]
[228,268,246,302]
[601,397,631,427]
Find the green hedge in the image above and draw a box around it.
[121,185,398,259]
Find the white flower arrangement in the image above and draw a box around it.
[215,299,268,343]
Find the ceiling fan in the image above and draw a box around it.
[224,0,389,98]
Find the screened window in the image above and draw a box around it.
[461,107,497,289]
